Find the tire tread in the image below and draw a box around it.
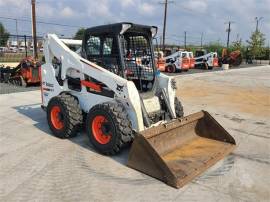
[47,93,83,138]
[87,101,133,155]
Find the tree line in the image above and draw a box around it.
[0,22,268,60]
[203,31,268,60]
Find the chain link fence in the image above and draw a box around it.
[0,34,43,63]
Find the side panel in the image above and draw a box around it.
[41,63,64,104]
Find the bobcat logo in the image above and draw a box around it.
[116,84,124,92]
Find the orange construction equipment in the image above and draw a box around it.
[165,51,190,73]
[0,56,41,86]
[221,49,242,66]
[155,51,166,72]
[187,52,195,68]
[181,57,190,71]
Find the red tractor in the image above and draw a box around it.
[0,56,41,86]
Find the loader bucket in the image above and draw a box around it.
[127,111,236,188]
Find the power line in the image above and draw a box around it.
[170,34,201,40]
[168,1,210,16]
[4,27,46,35]
[8,34,43,39]
[0,16,84,28]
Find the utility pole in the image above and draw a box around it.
[184,31,187,49]
[31,0,38,59]
[159,0,174,50]
[15,19,19,48]
[24,35,27,57]
[200,32,203,49]
[225,21,234,48]
[162,0,168,50]
[268,41,270,65]
[236,33,239,41]
[255,17,263,32]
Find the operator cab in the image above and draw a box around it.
[195,50,207,57]
[81,22,158,92]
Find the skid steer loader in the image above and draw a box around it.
[164,51,190,73]
[41,23,236,188]
[195,50,219,70]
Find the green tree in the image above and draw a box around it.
[0,22,10,47]
[73,28,86,40]
[231,38,242,51]
[246,31,265,59]
[205,42,224,56]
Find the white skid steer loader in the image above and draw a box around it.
[195,50,219,69]
[164,51,190,73]
[41,23,236,188]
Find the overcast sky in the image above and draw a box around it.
[0,0,269,46]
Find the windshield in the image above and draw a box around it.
[182,52,187,58]
[195,51,205,57]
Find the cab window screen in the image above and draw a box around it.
[121,35,154,81]
[86,36,101,55]
[103,37,113,55]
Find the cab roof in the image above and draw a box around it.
[84,22,157,36]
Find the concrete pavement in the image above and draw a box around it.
[0,65,269,201]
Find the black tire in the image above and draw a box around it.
[20,76,27,87]
[232,56,242,66]
[166,64,176,73]
[47,94,83,138]
[174,97,184,118]
[13,78,19,86]
[86,101,133,155]
[204,62,209,70]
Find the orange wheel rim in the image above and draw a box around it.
[50,106,64,130]
[92,115,112,145]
